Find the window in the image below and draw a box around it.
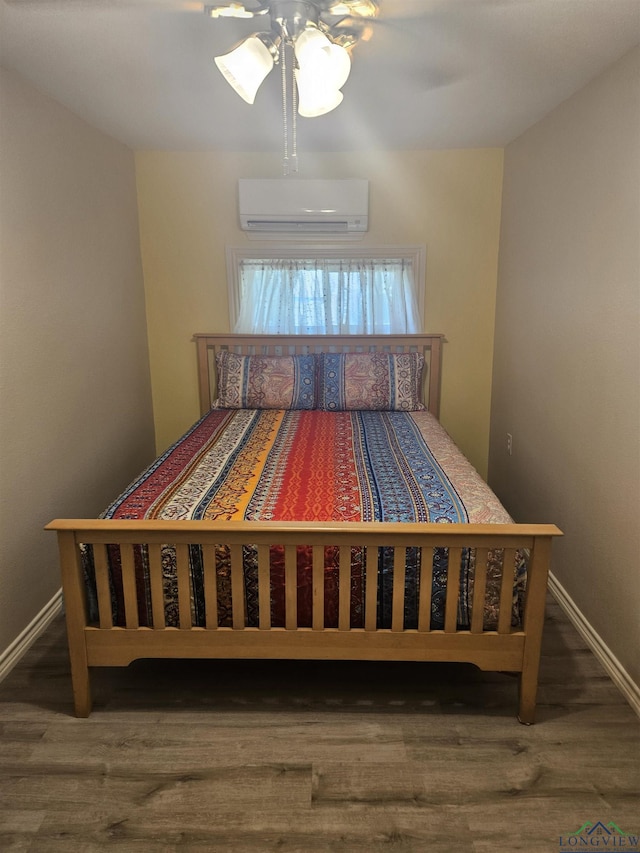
[227,245,425,335]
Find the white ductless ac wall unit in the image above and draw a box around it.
[238,178,369,239]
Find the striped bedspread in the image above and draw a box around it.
[92,409,522,630]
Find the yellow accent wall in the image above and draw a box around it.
[135,149,503,477]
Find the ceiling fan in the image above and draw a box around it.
[206,1,377,111]
[204,0,379,172]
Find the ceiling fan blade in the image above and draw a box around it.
[4,0,203,9]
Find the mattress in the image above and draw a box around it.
[84,409,524,631]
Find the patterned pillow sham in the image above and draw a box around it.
[214,351,316,410]
[318,351,425,411]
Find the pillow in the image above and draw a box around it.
[214,351,316,410]
[318,351,425,411]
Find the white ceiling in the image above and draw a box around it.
[1,0,639,153]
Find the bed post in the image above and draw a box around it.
[195,334,214,415]
[517,534,552,725]
[426,335,442,419]
[56,530,92,717]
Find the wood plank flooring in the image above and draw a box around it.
[1,596,638,852]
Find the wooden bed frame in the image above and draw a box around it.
[47,333,561,723]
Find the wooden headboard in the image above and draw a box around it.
[193,334,444,419]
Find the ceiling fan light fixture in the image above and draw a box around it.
[207,0,372,171]
[214,33,277,104]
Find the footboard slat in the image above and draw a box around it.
[444,547,463,633]
[312,545,325,631]
[175,543,192,630]
[93,545,113,630]
[391,548,406,632]
[284,544,297,630]
[418,546,433,632]
[230,543,245,630]
[339,545,351,631]
[470,548,489,634]
[498,548,518,634]
[148,543,165,630]
[121,544,139,630]
[202,544,219,630]
[258,544,272,631]
[364,546,377,631]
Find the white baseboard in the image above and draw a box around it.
[548,572,640,717]
[0,589,64,683]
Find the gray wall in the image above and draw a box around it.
[0,69,156,656]
[489,48,640,692]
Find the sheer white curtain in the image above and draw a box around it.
[234,257,422,334]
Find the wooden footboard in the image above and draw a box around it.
[46,519,561,723]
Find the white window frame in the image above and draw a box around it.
[225,244,426,332]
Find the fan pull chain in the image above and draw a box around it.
[290,42,298,174]
[281,39,289,174]
[281,40,298,176]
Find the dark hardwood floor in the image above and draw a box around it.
[1,596,638,852]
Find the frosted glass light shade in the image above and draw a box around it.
[296,67,344,117]
[214,35,274,104]
[295,29,351,91]
[323,43,351,90]
[294,27,333,64]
